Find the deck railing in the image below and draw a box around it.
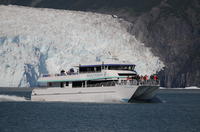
[86,80,159,87]
[42,72,78,77]
[41,71,103,77]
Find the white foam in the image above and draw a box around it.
[0,95,27,102]
[185,86,200,89]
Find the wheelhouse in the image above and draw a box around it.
[79,64,136,73]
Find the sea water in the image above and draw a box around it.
[0,88,200,132]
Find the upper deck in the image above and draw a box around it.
[38,63,137,83]
[37,63,159,88]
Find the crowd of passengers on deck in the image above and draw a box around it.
[129,74,159,85]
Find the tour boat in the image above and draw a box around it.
[31,63,159,103]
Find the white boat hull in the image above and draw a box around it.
[31,85,138,103]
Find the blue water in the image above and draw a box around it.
[0,89,200,132]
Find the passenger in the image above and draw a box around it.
[150,75,154,80]
[60,70,66,76]
[143,75,148,84]
[70,68,74,73]
[140,75,144,85]
[150,75,154,85]
[154,75,158,80]
[154,75,159,84]
[146,75,149,80]
[140,75,143,80]
[68,68,75,75]
[143,75,148,81]
[135,75,140,85]
[137,75,140,80]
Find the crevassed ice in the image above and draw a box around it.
[0,5,164,87]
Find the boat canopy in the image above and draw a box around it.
[78,64,135,67]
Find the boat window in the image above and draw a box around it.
[48,82,52,87]
[60,82,64,88]
[79,66,101,73]
[72,81,85,88]
[118,73,136,76]
[108,65,135,71]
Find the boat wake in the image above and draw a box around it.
[0,95,28,102]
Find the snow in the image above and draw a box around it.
[159,86,200,89]
[0,5,164,87]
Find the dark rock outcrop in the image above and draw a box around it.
[129,0,200,87]
[0,0,199,87]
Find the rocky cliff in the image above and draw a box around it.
[0,0,199,87]
[130,0,200,87]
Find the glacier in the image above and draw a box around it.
[0,5,164,87]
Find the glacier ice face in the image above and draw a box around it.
[0,5,164,87]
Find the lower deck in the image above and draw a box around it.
[31,85,138,103]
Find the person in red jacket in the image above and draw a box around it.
[153,75,158,81]
[153,75,159,84]
[143,75,148,81]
